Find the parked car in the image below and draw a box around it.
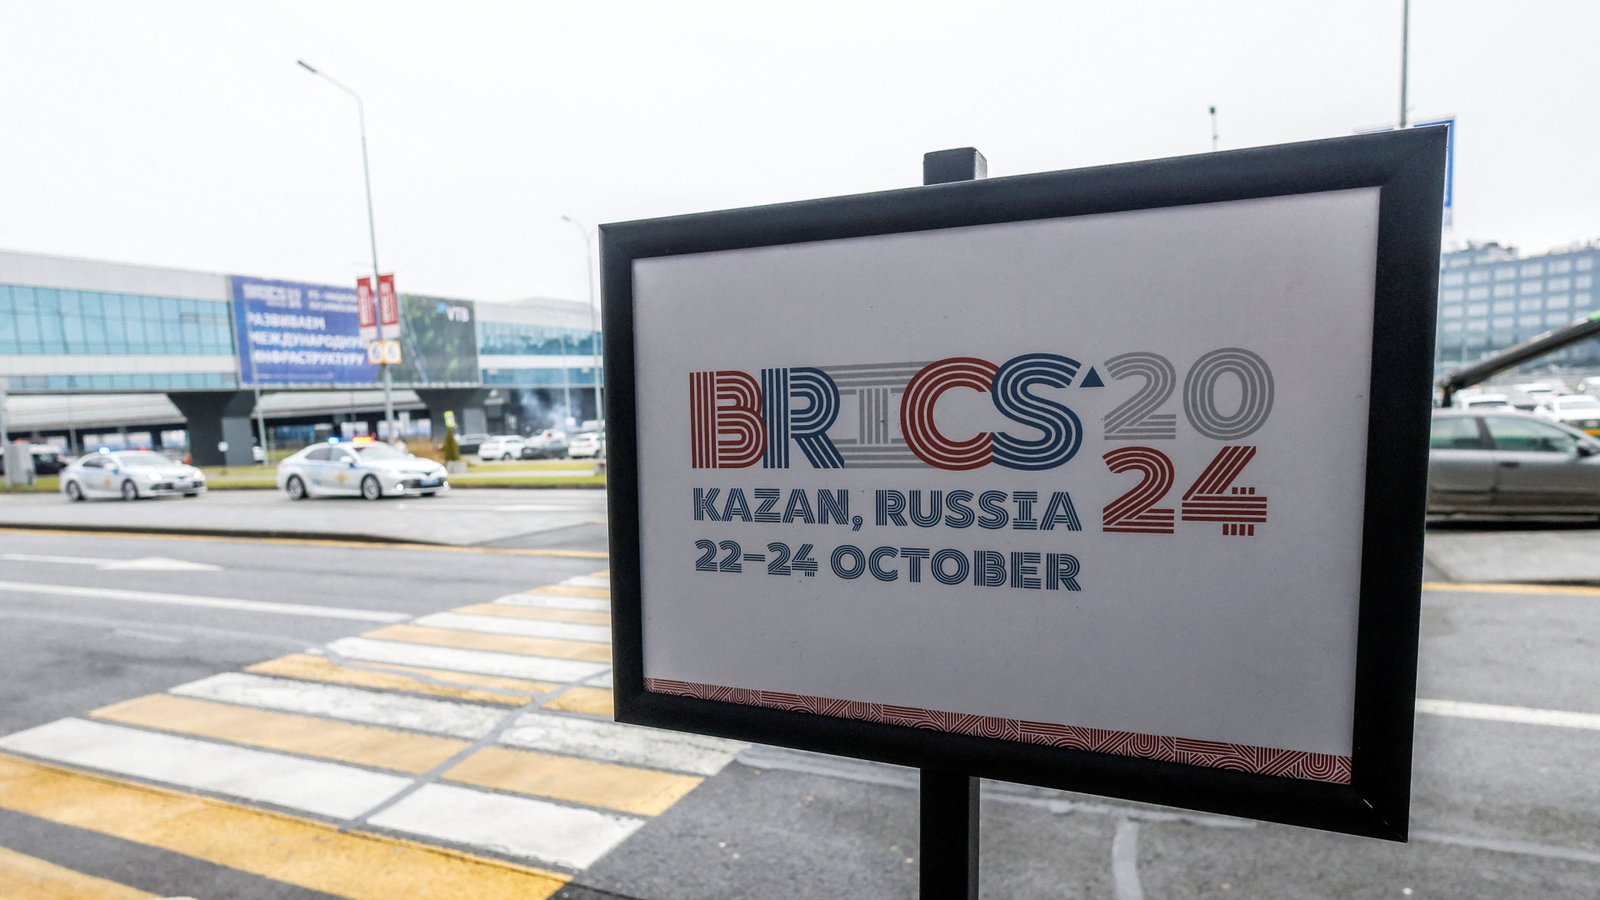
[1580,376,1600,396]
[1455,392,1513,410]
[567,430,605,458]
[278,440,449,500]
[520,429,569,459]
[0,444,68,477]
[1428,409,1600,516]
[59,450,206,501]
[455,433,491,456]
[477,435,526,461]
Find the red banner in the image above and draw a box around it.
[356,277,375,328]
[377,273,399,329]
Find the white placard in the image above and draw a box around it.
[632,188,1379,761]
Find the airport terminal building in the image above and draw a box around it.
[1435,241,1600,379]
[0,250,601,465]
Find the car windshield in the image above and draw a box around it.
[351,443,408,460]
[1557,396,1600,409]
[115,452,172,468]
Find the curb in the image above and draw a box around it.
[0,522,448,546]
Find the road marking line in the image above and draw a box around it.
[0,719,409,819]
[0,753,568,899]
[1422,581,1600,597]
[445,745,701,817]
[0,526,608,559]
[0,845,154,900]
[416,611,611,644]
[563,575,611,590]
[1417,697,1600,731]
[544,687,616,718]
[326,637,609,683]
[92,694,470,775]
[171,673,508,740]
[0,579,406,623]
[364,624,613,663]
[1111,819,1144,900]
[588,568,610,578]
[501,711,746,776]
[453,602,611,626]
[492,592,611,613]
[247,653,552,705]
[366,782,642,871]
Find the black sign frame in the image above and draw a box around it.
[601,128,1445,840]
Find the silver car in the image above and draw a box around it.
[60,450,206,502]
[1430,409,1600,516]
[277,441,450,501]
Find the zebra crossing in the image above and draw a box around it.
[0,569,746,898]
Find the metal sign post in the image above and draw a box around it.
[918,147,986,900]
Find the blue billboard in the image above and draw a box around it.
[231,276,377,385]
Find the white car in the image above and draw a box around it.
[567,431,605,458]
[477,435,526,461]
[1456,393,1513,410]
[1533,394,1600,436]
[60,450,206,502]
[277,440,450,500]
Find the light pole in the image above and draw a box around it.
[297,59,396,441]
[560,215,603,427]
[1399,0,1410,128]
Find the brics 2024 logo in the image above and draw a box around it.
[690,354,1088,473]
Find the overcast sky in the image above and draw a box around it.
[1,1,1594,305]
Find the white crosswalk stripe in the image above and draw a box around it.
[325,636,608,683]
[493,592,611,612]
[0,718,410,819]
[171,673,508,739]
[415,611,612,643]
[500,710,745,776]
[367,783,643,871]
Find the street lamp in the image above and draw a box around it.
[296,59,396,442]
[560,215,603,427]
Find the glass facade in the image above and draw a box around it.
[482,367,602,387]
[0,283,234,357]
[1434,246,1600,377]
[477,320,601,357]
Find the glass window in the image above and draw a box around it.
[1492,283,1515,298]
[1431,416,1487,450]
[1441,272,1466,286]
[1491,300,1515,314]
[1467,270,1491,284]
[1493,266,1515,281]
[1548,312,1571,326]
[1441,288,1464,302]
[1518,314,1542,327]
[12,286,36,313]
[1466,302,1489,317]
[1520,281,1541,295]
[1578,257,1594,271]
[1549,277,1572,291]
[1492,316,1514,330]
[1520,263,1545,277]
[1578,275,1592,289]
[1548,294,1571,308]
[1442,321,1463,333]
[1519,298,1542,311]
[1467,286,1490,300]
[1485,416,1581,453]
[1466,320,1488,332]
[1578,292,1593,308]
[1549,259,1573,274]
[1440,305,1463,318]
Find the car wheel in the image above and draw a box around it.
[360,475,382,501]
[120,480,139,502]
[286,476,308,501]
[420,491,438,498]
[65,480,84,502]
[183,492,200,498]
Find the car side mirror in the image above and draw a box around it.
[347,459,359,468]
[1578,443,1599,458]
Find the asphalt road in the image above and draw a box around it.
[0,524,1596,897]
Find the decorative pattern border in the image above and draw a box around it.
[645,678,1352,784]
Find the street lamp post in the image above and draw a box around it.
[296,59,396,441]
[560,215,603,427]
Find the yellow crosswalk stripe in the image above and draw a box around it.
[90,694,470,775]
[454,603,611,626]
[0,846,153,900]
[0,754,567,899]
[528,584,611,599]
[544,687,616,718]
[246,653,553,705]
[444,746,700,817]
[365,624,613,662]
[1422,580,1600,597]
[588,569,610,578]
